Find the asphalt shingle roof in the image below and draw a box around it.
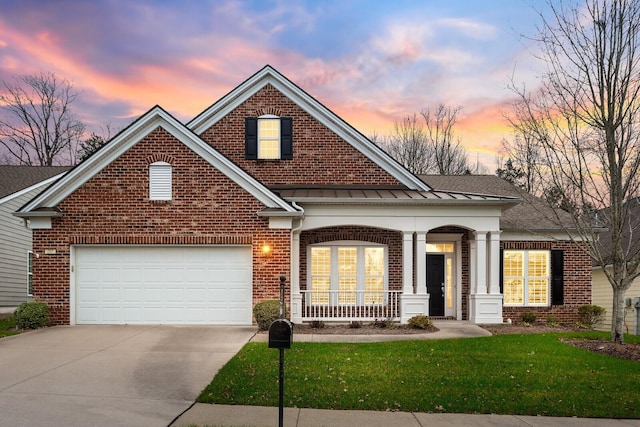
[0,165,70,199]
[419,175,574,231]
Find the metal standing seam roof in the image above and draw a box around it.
[274,187,520,204]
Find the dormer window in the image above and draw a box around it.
[245,116,292,160]
[149,161,172,200]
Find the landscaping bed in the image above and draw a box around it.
[480,323,640,362]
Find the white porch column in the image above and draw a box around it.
[488,231,502,294]
[290,229,303,323]
[469,239,477,294]
[416,233,427,294]
[474,231,488,294]
[402,231,414,295]
[400,231,429,323]
[469,230,503,324]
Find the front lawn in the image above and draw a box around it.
[0,315,19,338]
[198,332,640,418]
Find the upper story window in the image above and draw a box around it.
[149,161,172,200]
[258,116,280,159]
[245,116,293,160]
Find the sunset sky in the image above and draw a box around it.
[0,0,554,169]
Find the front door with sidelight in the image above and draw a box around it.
[426,254,445,316]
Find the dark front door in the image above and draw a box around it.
[426,254,445,316]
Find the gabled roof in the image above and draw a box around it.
[16,106,300,217]
[420,175,574,231]
[188,65,430,192]
[0,166,70,200]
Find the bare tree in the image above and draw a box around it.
[421,105,471,174]
[497,133,543,194]
[374,114,432,174]
[507,0,640,342]
[375,105,479,175]
[0,72,85,166]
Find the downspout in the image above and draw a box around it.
[290,201,305,323]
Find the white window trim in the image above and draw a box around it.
[149,161,172,200]
[258,114,280,159]
[503,249,551,307]
[27,250,33,296]
[307,241,388,306]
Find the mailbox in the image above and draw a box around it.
[268,318,293,349]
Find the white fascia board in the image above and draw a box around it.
[500,231,589,242]
[0,172,67,206]
[18,106,297,214]
[188,66,430,192]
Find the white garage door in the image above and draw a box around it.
[74,246,252,325]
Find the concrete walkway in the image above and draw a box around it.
[173,403,640,427]
[173,322,639,427]
[250,320,492,343]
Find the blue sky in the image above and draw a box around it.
[0,0,554,168]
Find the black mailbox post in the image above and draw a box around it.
[269,318,293,349]
[270,275,291,427]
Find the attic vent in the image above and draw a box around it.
[149,161,172,200]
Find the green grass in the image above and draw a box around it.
[0,316,19,338]
[198,332,640,418]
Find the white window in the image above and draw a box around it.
[258,116,280,159]
[149,161,172,200]
[309,243,386,306]
[503,250,550,306]
[27,251,33,296]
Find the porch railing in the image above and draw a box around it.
[300,290,401,321]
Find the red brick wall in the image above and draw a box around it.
[32,127,291,325]
[199,84,402,187]
[501,240,591,324]
[299,227,403,292]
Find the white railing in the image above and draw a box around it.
[300,290,401,321]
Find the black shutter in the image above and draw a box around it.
[280,117,293,160]
[245,117,258,160]
[499,249,504,294]
[551,250,564,305]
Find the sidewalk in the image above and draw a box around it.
[173,403,640,427]
[171,322,640,427]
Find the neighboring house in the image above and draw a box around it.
[14,66,592,326]
[592,198,640,331]
[0,166,69,310]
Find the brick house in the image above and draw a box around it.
[15,66,591,326]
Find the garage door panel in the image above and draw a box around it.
[75,246,253,325]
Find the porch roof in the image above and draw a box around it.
[272,185,519,206]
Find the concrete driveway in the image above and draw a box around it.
[0,325,256,427]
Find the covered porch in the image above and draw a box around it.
[270,186,516,325]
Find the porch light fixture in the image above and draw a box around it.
[261,243,272,256]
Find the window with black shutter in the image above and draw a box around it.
[245,116,293,160]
